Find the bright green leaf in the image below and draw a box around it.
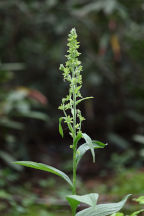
[67,193,99,215]
[13,161,73,187]
[82,133,95,163]
[67,196,80,216]
[76,194,131,216]
[92,140,107,147]
[133,196,144,204]
[59,117,64,138]
[76,140,107,166]
[67,193,99,207]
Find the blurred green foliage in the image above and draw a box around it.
[0,168,143,216]
[110,170,144,195]
[0,63,48,167]
[111,196,144,215]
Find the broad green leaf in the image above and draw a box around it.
[76,195,131,216]
[76,140,106,166]
[82,133,95,163]
[67,193,99,207]
[67,193,99,216]
[59,117,64,137]
[130,209,144,216]
[76,97,94,105]
[13,161,73,187]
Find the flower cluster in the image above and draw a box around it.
[59,28,85,136]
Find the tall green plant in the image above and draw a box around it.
[14,28,130,216]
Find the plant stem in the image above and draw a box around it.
[72,92,77,216]
[72,137,77,194]
[72,69,77,195]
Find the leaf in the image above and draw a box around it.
[133,196,144,204]
[73,132,82,148]
[76,97,94,105]
[59,117,64,137]
[67,193,99,216]
[92,140,107,147]
[76,141,106,166]
[76,195,131,216]
[82,133,95,163]
[67,193,99,207]
[67,196,80,216]
[130,209,144,216]
[13,161,73,187]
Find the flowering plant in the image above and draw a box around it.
[14,28,130,216]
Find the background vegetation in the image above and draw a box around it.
[0,0,144,215]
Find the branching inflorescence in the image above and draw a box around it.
[59,28,87,138]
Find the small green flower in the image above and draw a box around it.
[64,116,73,124]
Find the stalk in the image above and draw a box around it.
[72,74,77,195]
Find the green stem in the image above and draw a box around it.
[72,70,77,196]
[72,141,77,194]
[72,208,76,216]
